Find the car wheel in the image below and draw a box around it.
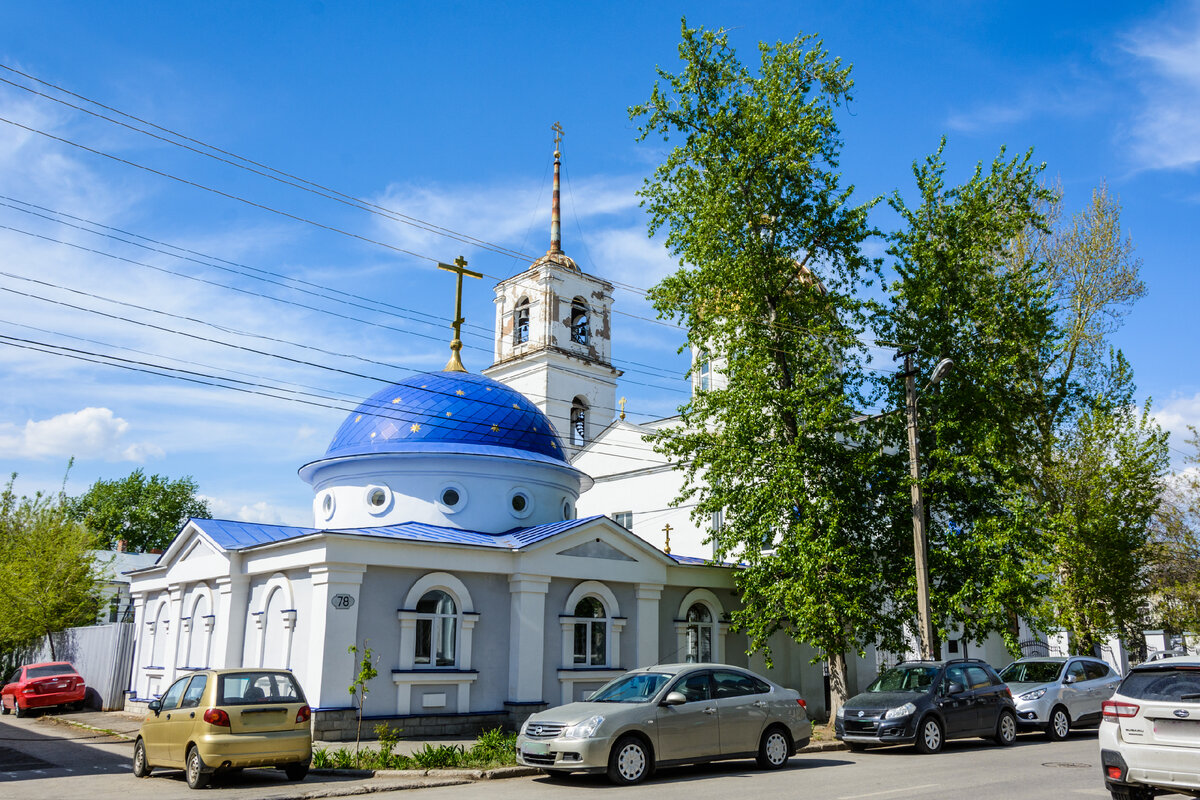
[14,699,27,718]
[756,726,791,769]
[607,735,652,785]
[186,745,210,789]
[914,716,943,754]
[1047,706,1070,741]
[132,738,152,778]
[283,763,308,781]
[993,709,1017,746]
[0,698,8,715]
[1109,786,1155,800]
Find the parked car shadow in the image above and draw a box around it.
[0,715,130,782]
[531,754,856,787]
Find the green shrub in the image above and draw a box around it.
[311,748,332,769]
[466,728,518,767]
[410,743,465,769]
[331,747,355,769]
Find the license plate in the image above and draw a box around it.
[522,742,550,756]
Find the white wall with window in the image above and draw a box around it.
[395,572,479,713]
[674,588,728,664]
[557,580,626,703]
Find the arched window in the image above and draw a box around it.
[685,602,714,663]
[514,297,530,345]
[571,397,587,446]
[415,589,457,667]
[570,298,589,345]
[572,596,608,666]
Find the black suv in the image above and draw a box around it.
[835,658,1017,753]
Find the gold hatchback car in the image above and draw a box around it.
[133,668,312,789]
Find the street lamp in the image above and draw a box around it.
[898,350,953,660]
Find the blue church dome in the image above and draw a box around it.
[319,371,569,466]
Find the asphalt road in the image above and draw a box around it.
[1,710,1191,800]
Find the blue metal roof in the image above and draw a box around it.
[187,515,610,553]
[319,371,568,464]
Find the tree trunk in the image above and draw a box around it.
[827,651,850,721]
[45,629,56,661]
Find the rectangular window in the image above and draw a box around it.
[435,617,456,667]
[415,619,432,665]
[590,620,606,666]
[573,622,587,664]
[612,511,633,529]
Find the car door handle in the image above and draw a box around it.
[754,701,768,708]
[703,707,717,714]
[189,712,195,718]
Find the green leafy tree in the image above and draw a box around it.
[880,139,1059,650]
[1147,426,1200,638]
[1043,361,1169,651]
[66,469,210,552]
[0,472,103,660]
[347,641,378,765]
[631,21,908,713]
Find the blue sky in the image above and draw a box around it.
[1,1,1197,526]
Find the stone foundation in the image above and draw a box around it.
[312,708,524,742]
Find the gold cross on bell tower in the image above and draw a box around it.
[662,523,673,555]
[438,255,482,372]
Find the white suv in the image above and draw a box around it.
[1099,655,1200,799]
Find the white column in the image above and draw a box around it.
[508,573,550,703]
[165,583,184,686]
[307,565,366,709]
[634,584,663,667]
[130,591,148,698]
[213,572,250,668]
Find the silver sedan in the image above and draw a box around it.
[516,663,811,785]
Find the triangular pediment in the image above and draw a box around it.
[555,539,637,562]
[180,537,221,562]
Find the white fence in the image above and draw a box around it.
[20,623,135,710]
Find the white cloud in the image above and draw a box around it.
[202,494,307,526]
[0,407,163,461]
[1153,392,1200,467]
[1121,3,1200,171]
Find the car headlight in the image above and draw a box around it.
[837,706,846,719]
[561,715,604,740]
[883,702,916,720]
[1019,689,1046,701]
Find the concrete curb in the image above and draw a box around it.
[40,715,135,741]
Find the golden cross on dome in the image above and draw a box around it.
[662,523,673,555]
[619,397,626,421]
[438,255,482,372]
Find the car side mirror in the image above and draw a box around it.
[662,691,687,706]
[147,699,162,715]
[1063,675,1075,685]
[946,682,964,696]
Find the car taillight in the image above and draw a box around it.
[295,705,311,723]
[203,708,231,727]
[796,698,807,708]
[1102,700,1139,720]
[1004,686,1013,699]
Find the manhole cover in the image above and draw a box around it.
[0,745,54,772]
[1042,761,1092,769]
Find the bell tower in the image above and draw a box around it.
[483,123,621,457]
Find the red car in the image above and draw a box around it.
[0,662,87,717]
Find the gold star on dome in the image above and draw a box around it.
[410,423,421,433]
[512,403,520,409]
[456,389,465,396]
[485,387,492,391]
[491,424,500,432]
[370,432,377,438]
[355,414,362,422]
[445,411,452,417]
[549,441,556,448]
[392,398,400,404]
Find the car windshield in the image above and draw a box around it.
[26,664,78,679]
[1000,661,1064,684]
[218,672,305,705]
[866,666,938,693]
[589,672,670,703]
[1120,666,1200,701]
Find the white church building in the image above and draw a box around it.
[125,139,830,739]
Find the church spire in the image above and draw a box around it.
[550,121,564,255]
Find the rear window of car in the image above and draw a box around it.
[218,672,305,705]
[1084,661,1112,681]
[26,665,78,679]
[713,670,771,698]
[1119,666,1200,701]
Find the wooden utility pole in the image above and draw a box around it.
[903,350,936,660]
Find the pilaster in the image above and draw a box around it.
[307,564,366,709]
[508,573,551,703]
[634,583,663,666]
